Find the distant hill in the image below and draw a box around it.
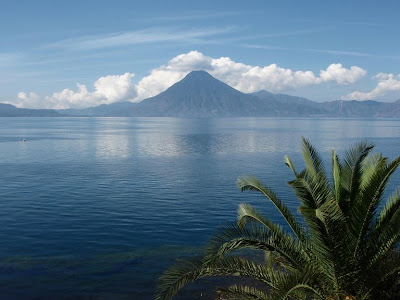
[375,99,400,117]
[321,99,400,117]
[0,103,61,117]
[59,101,137,117]
[2,71,400,117]
[250,90,326,116]
[321,100,383,117]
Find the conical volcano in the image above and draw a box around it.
[133,70,272,117]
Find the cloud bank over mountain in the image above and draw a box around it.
[342,73,400,100]
[137,51,366,99]
[9,51,369,109]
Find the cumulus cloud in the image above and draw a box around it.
[12,92,42,108]
[342,73,400,100]
[135,51,366,100]
[13,73,136,109]
[12,51,367,109]
[319,63,366,85]
[135,51,213,99]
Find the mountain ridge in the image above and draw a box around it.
[0,103,61,117]
[2,71,400,117]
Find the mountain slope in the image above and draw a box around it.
[250,90,326,116]
[131,71,274,117]
[59,101,137,117]
[321,100,383,117]
[0,103,61,117]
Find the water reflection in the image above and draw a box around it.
[101,118,400,158]
[1,117,399,162]
[132,118,302,157]
[95,134,131,159]
[135,133,184,157]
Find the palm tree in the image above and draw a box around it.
[156,138,400,300]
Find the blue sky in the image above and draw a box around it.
[1,0,400,108]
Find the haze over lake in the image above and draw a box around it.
[0,117,399,299]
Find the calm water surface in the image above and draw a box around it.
[0,117,399,299]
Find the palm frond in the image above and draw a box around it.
[288,169,346,287]
[374,187,400,233]
[285,154,298,177]
[156,256,276,300]
[340,141,374,210]
[300,137,333,208]
[217,285,271,300]
[331,150,342,204]
[266,264,326,300]
[301,137,325,178]
[204,223,308,271]
[352,156,400,257]
[238,203,278,231]
[360,153,384,189]
[368,197,400,266]
[237,176,306,243]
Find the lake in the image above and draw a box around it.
[0,117,399,299]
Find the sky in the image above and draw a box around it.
[1,0,400,109]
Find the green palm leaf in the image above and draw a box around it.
[237,176,306,243]
[204,223,308,270]
[216,285,271,300]
[156,256,278,300]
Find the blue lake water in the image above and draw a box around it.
[0,117,399,299]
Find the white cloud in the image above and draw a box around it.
[319,63,366,85]
[93,73,137,101]
[234,64,317,92]
[135,51,366,100]
[11,92,42,108]
[342,73,400,100]
[12,73,136,109]
[135,51,213,99]
[47,27,235,50]
[136,70,187,100]
[11,51,367,109]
